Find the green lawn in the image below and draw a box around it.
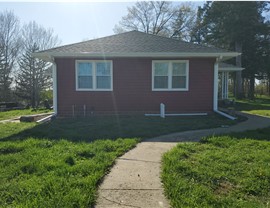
[1,114,243,142]
[162,128,270,208]
[0,138,137,207]
[0,113,241,207]
[234,96,270,117]
[0,108,53,121]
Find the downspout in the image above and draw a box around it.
[214,57,236,120]
[213,60,219,112]
[52,57,58,116]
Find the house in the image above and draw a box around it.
[34,31,242,118]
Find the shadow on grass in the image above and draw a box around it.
[228,127,270,141]
[1,114,243,142]
[235,98,270,111]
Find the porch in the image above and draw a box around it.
[218,63,244,100]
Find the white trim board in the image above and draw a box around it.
[33,52,241,62]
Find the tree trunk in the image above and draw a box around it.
[267,79,270,96]
[233,72,236,97]
[248,75,255,99]
[235,41,244,99]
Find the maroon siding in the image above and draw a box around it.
[55,58,215,116]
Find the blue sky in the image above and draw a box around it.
[0,2,135,45]
[0,1,204,46]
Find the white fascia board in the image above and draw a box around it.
[33,52,241,60]
[219,67,244,72]
[32,52,54,62]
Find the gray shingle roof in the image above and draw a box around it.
[35,31,240,61]
[40,31,230,54]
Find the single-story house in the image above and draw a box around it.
[34,31,242,118]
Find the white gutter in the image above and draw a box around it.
[52,58,58,115]
[36,114,55,123]
[215,110,236,120]
[213,58,236,120]
[145,113,208,116]
[33,52,241,61]
[213,61,219,111]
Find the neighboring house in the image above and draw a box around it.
[34,31,242,117]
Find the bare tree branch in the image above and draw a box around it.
[0,10,21,101]
[114,1,196,41]
[15,21,60,107]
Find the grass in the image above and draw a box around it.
[162,128,270,208]
[234,96,270,117]
[0,108,53,121]
[0,113,240,207]
[0,109,248,207]
[1,114,244,142]
[0,138,138,207]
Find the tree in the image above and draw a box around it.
[0,11,21,102]
[259,20,270,95]
[15,21,59,108]
[189,3,213,45]
[201,1,270,99]
[114,1,196,40]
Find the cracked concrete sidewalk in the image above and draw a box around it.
[95,113,270,208]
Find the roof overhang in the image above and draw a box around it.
[33,52,241,62]
[218,63,244,72]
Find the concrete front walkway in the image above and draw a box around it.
[95,113,270,208]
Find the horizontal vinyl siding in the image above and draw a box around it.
[56,57,214,116]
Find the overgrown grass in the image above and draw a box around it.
[0,113,244,207]
[162,128,270,207]
[234,96,270,117]
[0,122,36,139]
[0,108,53,121]
[1,114,243,142]
[0,138,138,207]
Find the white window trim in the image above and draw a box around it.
[152,60,189,91]
[75,60,113,91]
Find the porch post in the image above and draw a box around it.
[52,62,57,114]
[225,72,229,99]
[213,62,219,111]
[221,72,225,100]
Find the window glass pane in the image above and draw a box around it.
[78,76,92,88]
[154,63,169,76]
[172,63,186,76]
[78,63,92,75]
[96,62,111,76]
[154,76,168,89]
[172,76,186,89]
[97,76,111,89]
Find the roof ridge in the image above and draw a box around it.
[126,30,229,52]
[35,30,236,57]
[37,31,138,53]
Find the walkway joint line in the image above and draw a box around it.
[101,195,142,208]
[118,157,160,163]
[100,188,163,191]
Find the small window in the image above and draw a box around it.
[154,63,169,89]
[78,63,93,89]
[76,60,113,91]
[96,62,111,89]
[152,60,189,91]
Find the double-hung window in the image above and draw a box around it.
[152,60,189,91]
[76,60,113,91]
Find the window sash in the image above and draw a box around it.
[97,76,111,89]
[153,61,188,91]
[76,61,112,91]
[78,76,93,89]
[154,76,168,89]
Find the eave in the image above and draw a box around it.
[32,52,241,62]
